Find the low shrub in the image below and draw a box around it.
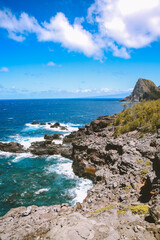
[114,99,160,136]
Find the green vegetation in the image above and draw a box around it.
[114,99,160,136]
[145,160,152,166]
[118,204,149,215]
[136,158,143,164]
[90,205,115,214]
[90,204,149,216]
[139,168,149,175]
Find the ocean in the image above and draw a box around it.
[0,98,123,217]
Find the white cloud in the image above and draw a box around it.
[0,10,40,42]
[47,61,56,66]
[1,1,160,60]
[39,13,101,58]
[101,88,109,93]
[0,10,102,59]
[0,67,9,72]
[72,89,92,93]
[88,0,160,52]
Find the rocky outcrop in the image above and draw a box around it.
[121,78,160,102]
[28,140,72,158]
[0,142,25,153]
[0,202,156,240]
[0,115,160,239]
[44,134,62,140]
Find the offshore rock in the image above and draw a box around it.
[0,142,25,153]
[28,141,72,158]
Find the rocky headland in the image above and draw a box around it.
[121,78,160,102]
[0,102,160,240]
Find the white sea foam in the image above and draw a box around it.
[71,179,93,204]
[0,150,15,158]
[9,134,44,149]
[25,123,43,129]
[46,156,93,204]
[35,188,50,195]
[0,150,35,162]
[43,123,79,133]
[25,122,80,133]
[46,156,75,178]
[11,152,35,162]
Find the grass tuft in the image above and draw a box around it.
[90,205,115,214]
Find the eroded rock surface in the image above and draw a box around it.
[0,115,160,239]
[0,142,25,153]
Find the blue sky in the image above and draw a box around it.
[0,0,160,99]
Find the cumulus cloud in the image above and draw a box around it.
[0,67,9,72]
[1,0,160,59]
[88,0,160,53]
[39,13,101,57]
[0,9,102,58]
[0,9,40,42]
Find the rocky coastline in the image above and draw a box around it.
[0,116,160,240]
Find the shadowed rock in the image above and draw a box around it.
[121,78,160,102]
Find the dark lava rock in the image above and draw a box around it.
[28,141,72,159]
[60,126,68,131]
[59,146,73,159]
[90,114,116,132]
[44,134,62,140]
[50,122,60,128]
[29,141,59,155]
[63,131,83,144]
[31,122,39,125]
[0,142,25,153]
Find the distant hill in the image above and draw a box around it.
[121,78,160,102]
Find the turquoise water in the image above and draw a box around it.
[0,99,123,216]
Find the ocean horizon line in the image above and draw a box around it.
[0,97,122,101]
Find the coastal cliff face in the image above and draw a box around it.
[0,112,160,239]
[121,78,160,102]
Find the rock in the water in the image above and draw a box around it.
[0,142,25,153]
[50,122,60,128]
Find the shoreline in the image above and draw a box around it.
[0,114,160,239]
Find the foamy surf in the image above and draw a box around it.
[71,179,93,204]
[0,151,15,158]
[46,156,93,204]
[35,188,50,195]
[25,122,80,133]
[0,151,35,163]
[11,152,35,162]
[9,134,44,149]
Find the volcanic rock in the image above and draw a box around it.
[121,78,160,102]
[0,142,25,153]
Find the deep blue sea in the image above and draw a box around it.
[0,98,123,217]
